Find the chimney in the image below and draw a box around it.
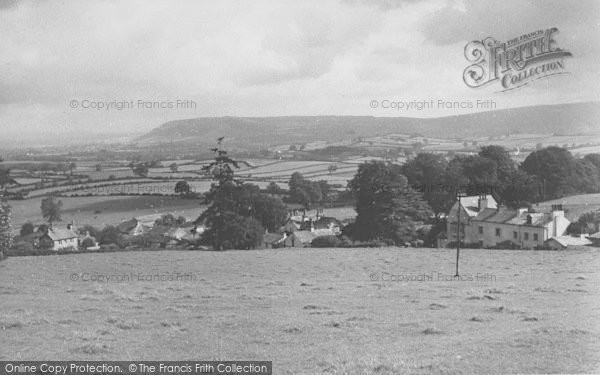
[551,204,564,218]
[478,195,488,210]
[526,215,532,225]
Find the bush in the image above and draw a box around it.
[81,237,96,249]
[311,235,343,248]
[20,222,35,237]
[489,240,521,250]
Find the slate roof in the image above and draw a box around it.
[46,228,78,241]
[264,233,285,244]
[546,236,592,247]
[117,218,139,233]
[472,207,552,227]
[293,231,318,244]
[587,232,600,239]
[459,194,497,217]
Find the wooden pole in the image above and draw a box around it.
[455,194,461,277]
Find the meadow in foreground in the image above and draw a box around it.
[0,248,599,374]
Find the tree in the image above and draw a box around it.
[68,162,76,176]
[573,158,600,193]
[583,154,600,171]
[288,172,324,209]
[81,237,96,249]
[198,139,265,250]
[41,195,62,227]
[20,222,35,237]
[95,163,102,172]
[266,182,281,195]
[79,224,99,238]
[37,224,49,234]
[169,163,178,173]
[402,153,452,216]
[348,161,433,245]
[174,180,191,195]
[569,210,600,234]
[202,137,239,185]
[98,225,122,246]
[252,193,288,232]
[328,164,338,175]
[0,167,15,190]
[133,163,149,177]
[522,146,577,199]
[460,155,499,195]
[478,145,515,184]
[501,169,540,208]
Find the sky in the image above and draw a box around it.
[0,0,599,139]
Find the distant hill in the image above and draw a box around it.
[136,102,600,148]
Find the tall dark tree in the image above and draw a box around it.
[402,153,452,215]
[478,145,516,183]
[288,172,323,209]
[501,169,540,208]
[348,161,432,245]
[573,158,600,193]
[583,153,600,171]
[522,146,577,199]
[460,155,499,195]
[198,139,269,250]
[202,137,239,185]
[41,195,63,227]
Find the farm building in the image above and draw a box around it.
[544,235,592,250]
[263,232,286,248]
[281,227,337,247]
[588,232,600,246]
[118,218,148,236]
[40,227,78,251]
[282,231,317,247]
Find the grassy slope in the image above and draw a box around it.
[1,248,598,374]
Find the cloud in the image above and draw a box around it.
[0,0,598,138]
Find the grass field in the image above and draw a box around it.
[1,248,598,373]
[9,196,205,229]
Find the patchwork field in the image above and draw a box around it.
[1,248,598,374]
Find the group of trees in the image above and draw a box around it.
[402,145,600,215]
[288,172,330,209]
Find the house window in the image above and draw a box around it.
[495,228,501,237]
[524,232,529,240]
[478,226,483,234]
[533,233,538,241]
[513,231,517,239]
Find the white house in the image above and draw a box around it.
[448,198,571,248]
[41,228,78,251]
[446,194,497,243]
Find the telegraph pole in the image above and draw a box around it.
[455,192,465,277]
